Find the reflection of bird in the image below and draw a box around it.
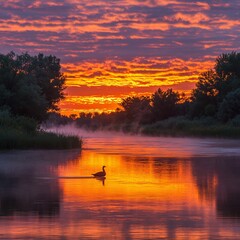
[92,166,106,177]
[95,176,106,186]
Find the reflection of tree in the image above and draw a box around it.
[191,157,217,202]
[191,156,240,218]
[215,158,240,218]
[0,149,81,217]
[125,155,240,220]
[0,174,60,216]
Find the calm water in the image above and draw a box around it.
[1,129,240,239]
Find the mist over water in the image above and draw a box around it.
[46,124,240,157]
[1,125,240,239]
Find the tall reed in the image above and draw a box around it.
[0,128,81,149]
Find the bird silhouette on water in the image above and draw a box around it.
[92,166,106,177]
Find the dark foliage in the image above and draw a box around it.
[151,88,180,121]
[0,52,81,149]
[120,96,152,124]
[191,52,240,118]
[218,89,240,122]
[0,52,65,122]
[48,51,240,138]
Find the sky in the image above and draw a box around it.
[0,0,239,115]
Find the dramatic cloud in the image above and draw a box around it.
[0,0,239,114]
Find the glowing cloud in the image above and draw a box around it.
[0,0,239,114]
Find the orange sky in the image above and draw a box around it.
[59,57,215,115]
[0,0,239,115]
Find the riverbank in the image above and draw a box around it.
[73,116,240,139]
[0,111,82,150]
[0,128,81,150]
[141,117,240,139]
[141,124,240,139]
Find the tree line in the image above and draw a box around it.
[6,51,238,133]
[72,52,240,131]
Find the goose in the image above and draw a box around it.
[92,166,106,177]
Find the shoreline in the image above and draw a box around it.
[72,123,240,140]
[0,129,82,150]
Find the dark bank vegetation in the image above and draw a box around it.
[46,51,240,138]
[0,52,81,149]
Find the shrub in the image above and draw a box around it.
[0,129,81,149]
[218,88,240,122]
[228,115,240,127]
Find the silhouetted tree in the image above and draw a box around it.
[76,112,93,127]
[215,52,240,102]
[151,88,180,121]
[44,112,72,126]
[30,53,65,111]
[191,70,218,117]
[218,88,240,122]
[120,96,152,123]
[0,52,65,122]
[216,52,240,79]
[191,52,240,118]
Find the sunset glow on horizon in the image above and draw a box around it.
[0,0,239,115]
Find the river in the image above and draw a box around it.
[0,128,240,239]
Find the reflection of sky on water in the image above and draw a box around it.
[51,126,240,157]
[0,130,240,239]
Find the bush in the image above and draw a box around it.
[204,104,216,116]
[0,129,81,149]
[228,115,240,127]
[0,109,81,149]
[0,109,37,133]
[0,109,12,125]
[15,116,38,133]
[141,116,223,137]
[218,88,240,122]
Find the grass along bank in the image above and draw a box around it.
[141,116,240,139]
[0,111,81,150]
[0,129,81,150]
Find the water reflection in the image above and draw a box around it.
[0,150,80,217]
[95,176,106,186]
[57,151,240,239]
[0,132,240,239]
[192,156,240,219]
[0,172,60,217]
